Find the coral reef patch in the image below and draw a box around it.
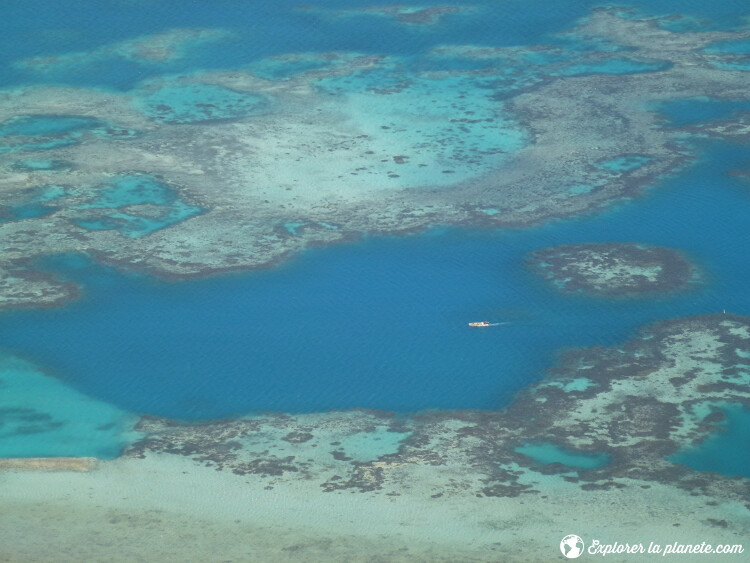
[526,242,700,297]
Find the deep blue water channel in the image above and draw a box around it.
[1,141,748,419]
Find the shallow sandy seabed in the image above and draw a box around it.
[1,314,748,562]
[1,10,750,308]
[1,455,745,563]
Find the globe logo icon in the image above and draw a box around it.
[560,535,584,558]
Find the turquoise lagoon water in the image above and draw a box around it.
[0,114,135,154]
[705,39,750,54]
[515,442,610,469]
[1,184,66,222]
[0,175,200,237]
[0,115,95,137]
[0,352,139,458]
[0,115,96,153]
[72,175,203,238]
[704,38,750,71]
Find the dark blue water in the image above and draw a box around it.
[1,141,747,419]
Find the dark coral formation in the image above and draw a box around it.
[527,242,699,297]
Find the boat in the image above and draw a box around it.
[468,321,491,327]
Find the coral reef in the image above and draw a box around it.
[527,242,700,297]
[1,11,749,308]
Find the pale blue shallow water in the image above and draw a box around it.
[72,175,203,237]
[515,442,611,469]
[0,0,748,473]
[0,352,140,458]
